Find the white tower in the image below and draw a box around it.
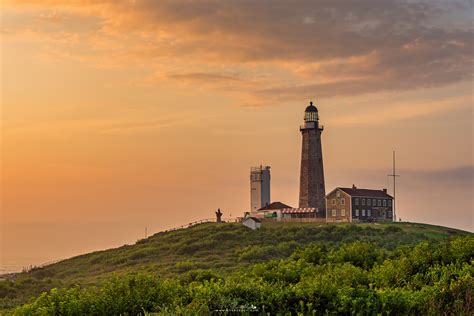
[250,166,271,212]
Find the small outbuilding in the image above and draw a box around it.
[251,201,292,219]
[242,216,262,230]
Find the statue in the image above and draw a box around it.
[215,208,223,223]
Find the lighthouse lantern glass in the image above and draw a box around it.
[305,112,318,122]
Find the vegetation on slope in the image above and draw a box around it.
[11,236,474,315]
[1,222,472,313]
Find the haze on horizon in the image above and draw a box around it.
[1,0,473,272]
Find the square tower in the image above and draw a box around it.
[250,166,271,212]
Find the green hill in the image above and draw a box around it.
[1,222,473,313]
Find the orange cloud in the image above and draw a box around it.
[3,0,473,105]
[327,95,472,126]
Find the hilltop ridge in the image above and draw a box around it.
[1,221,472,311]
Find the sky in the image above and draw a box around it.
[1,0,473,272]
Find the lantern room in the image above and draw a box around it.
[304,101,319,122]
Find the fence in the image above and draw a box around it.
[163,217,240,233]
[263,217,327,223]
[21,259,63,273]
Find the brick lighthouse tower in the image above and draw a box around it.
[298,101,326,210]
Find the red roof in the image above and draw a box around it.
[258,201,292,211]
[282,207,318,214]
[338,187,393,199]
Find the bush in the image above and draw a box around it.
[13,237,474,315]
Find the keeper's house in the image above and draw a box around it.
[325,185,393,223]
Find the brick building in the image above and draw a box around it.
[326,185,393,222]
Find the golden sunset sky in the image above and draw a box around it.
[1,0,473,271]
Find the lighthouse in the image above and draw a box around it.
[298,101,326,210]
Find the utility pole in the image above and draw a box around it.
[388,150,400,222]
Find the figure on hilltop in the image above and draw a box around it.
[215,208,223,223]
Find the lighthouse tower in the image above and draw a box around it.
[298,101,326,210]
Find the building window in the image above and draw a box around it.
[388,211,392,218]
[388,200,392,206]
[341,209,346,217]
[362,199,365,205]
[332,209,337,217]
[336,191,341,197]
[368,209,371,217]
[332,199,336,205]
[341,199,345,205]
[373,199,376,205]
[383,200,387,206]
[378,200,382,206]
[355,209,359,216]
[362,209,366,216]
[355,198,359,205]
[367,199,371,206]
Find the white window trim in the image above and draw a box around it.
[355,209,359,216]
[362,209,366,216]
[341,209,346,217]
[332,209,337,217]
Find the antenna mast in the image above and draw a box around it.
[388,150,400,221]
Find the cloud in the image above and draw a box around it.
[165,73,241,83]
[325,95,472,126]
[98,115,203,135]
[408,165,474,184]
[2,112,212,136]
[4,0,473,103]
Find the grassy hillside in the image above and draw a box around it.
[1,222,472,312]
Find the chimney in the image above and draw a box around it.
[383,188,387,194]
[352,184,357,189]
